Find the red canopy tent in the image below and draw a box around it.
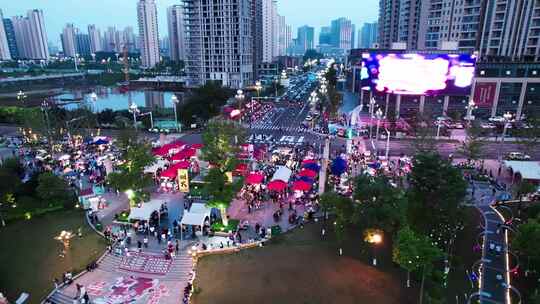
[160,167,178,179]
[298,169,317,178]
[233,163,248,176]
[267,180,287,191]
[171,160,190,170]
[245,172,264,185]
[191,143,204,149]
[292,180,311,191]
[302,159,317,165]
[172,148,196,160]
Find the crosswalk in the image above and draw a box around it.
[251,125,308,133]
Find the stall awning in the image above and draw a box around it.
[128,199,163,221]
[246,172,264,184]
[504,161,540,181]
[144,159,169,174]
[271,166,292,183]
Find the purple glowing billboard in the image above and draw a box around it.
[360,52,476,96]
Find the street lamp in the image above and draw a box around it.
[171,94,180,132]
[502,112,513,143]
[74,53,79,71]
[375,108,383,153]
[465,100,477,123]
[436,117,444,140]
[129,103,139,129]
[366,231,382,266]
[16,90,27,102]
[55,230,74,249]
[368,98,376,140]
[235,90,244,123]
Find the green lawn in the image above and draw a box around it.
[0,209,107,303]
[192,221,418,304]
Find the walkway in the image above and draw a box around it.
[472,180,511,304]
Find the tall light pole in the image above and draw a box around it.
[129,103,139,129]
[375,108,383,154]
[74,53,79,72]
[368,98,376,140]
[465,100,477,125]
[235,89,244,123]
[16,90,27,103]
[501,112,513,142]
[171,94,180,132]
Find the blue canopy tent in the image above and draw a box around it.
[93,139,109,145]
[367,162,381,170]
[298,176,314,183]
[331,157,348,176]
[302,163,320,172]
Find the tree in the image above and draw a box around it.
[178,82,234,125]
[353,174,407,234]
[36,172,73,208]
[393,226,443,304]
[320,192,354,244]
[459,122,484,162]
[303,49,323,62]
[407,152,467,247]
[512,218,540,274]
[201,119,246,173]
[107,142,155,205]
[516,113,540,156]
[204,168,243,226]
[409,119,437,154]
[514,181,537,201]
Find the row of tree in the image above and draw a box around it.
[321,152,467,303]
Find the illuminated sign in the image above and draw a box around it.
[360,52,476,96]
[177,169,189,193]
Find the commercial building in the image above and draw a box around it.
[297,25,314,54]
[0,10,11,60]
[183,0,254,88]
[167,5,186,62]
[61,23,77,57]
[88,24,102,54]
[3,18,18,59]
[137,0,160,69]
[10,10,49,60]
[359,22,378,48]
[319,26,332,45]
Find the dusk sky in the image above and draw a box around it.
[1,0,379,46]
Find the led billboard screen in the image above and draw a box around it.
[360,52,476,96]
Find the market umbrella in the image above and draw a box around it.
[298,169,317,178]
[298,176,314,183]
[234,163,248,175]
[246,172,264,185]
[331,157,348,176]
[191,143,204,149]
[302,162,320,172]
[267,180,287,191]
[152,147,168,156]
[292,180,311,191]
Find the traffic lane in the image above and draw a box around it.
[374,140,540,160]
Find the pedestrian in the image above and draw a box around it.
[143,237,148,248]
[175,239,180,254]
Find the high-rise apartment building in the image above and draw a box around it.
[378,0,400,49]
[61,23,77,57]
[11,10,49,59]
[297,25,315,53]
[277,15,287,56]
[183,0,254,88]
[123,26,137,52]
[330,18,354,51]
[359,22,378,48]
[167,5,186,62]
[260,0,277,62]
[319,26,332,45]
[0,10,11,60]
[88,24,102,54]
[3,19,18,59]
[137,0,160,69]
[285,24,292,55]
[76,34,91,56]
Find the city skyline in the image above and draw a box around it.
[1,0,378,46]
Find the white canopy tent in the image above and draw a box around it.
[503,161,540,181]
[180,203,212,240]
[271,166,292,182]
[144,159,169,174]
[128,199,163,222]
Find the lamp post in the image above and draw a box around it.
[385,128,391,160]
[465,100,477,124]
[501,111,513,143]
[436,117,443,140]
[16,90,27,102]
[171,94,180,132]
[129,103,139,129]
[255,80,262,100]
[74,53,79,72]
[375,108,383,154]
[368,98,376,140]
[235,89,244,123]
[366,231,382,266]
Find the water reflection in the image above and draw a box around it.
[55,87,177,112]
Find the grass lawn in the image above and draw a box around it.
[0,209,107,303]
[192,220,418,304]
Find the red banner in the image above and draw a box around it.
[473,82,497,107]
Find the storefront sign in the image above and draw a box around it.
[177,169,189,193]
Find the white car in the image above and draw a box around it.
[505,152,531,161]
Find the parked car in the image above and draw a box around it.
[505,152,531,161]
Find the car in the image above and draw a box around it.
[505,152,531,161]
